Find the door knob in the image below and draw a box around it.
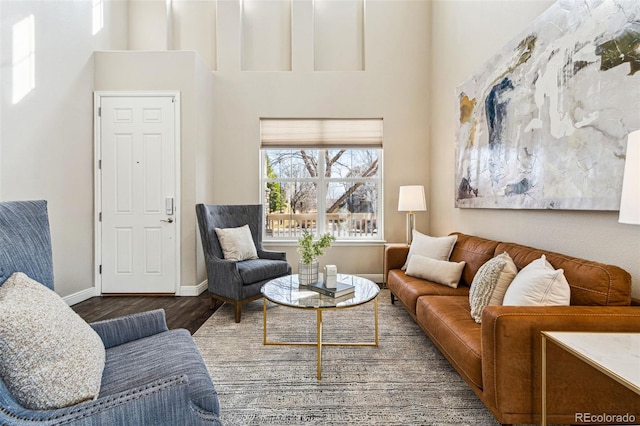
[161,218,174,223]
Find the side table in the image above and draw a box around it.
[541,331,640,426]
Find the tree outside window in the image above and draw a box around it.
[262,148,382,240]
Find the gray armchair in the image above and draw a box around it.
[0,200,221,425]
[196,204,291,322]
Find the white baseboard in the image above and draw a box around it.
[179,279,208,296]
[64,287,98,306]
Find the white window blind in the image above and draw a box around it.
[260,118,383,148]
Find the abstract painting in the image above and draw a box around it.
[455,0,640,209]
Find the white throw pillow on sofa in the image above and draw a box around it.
[468,252,518,323]
[502,255,571,306]
[0,273,105,410]
[215,224,259,261]
[405,254,466,288]
[402,231,457,270]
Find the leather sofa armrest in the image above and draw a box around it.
[480,305,640,418]
[384,245,410,279]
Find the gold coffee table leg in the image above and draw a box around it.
[374,296,379,346]
[263,297,267,345]
[317,309,323,380]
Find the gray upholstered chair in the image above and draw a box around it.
[0,200,221,426]
[196,204,291,323]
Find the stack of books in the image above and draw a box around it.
[306,281,355,298]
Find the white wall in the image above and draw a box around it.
[172,0,217,69]
[0,1,128,299]
[128,0,171,51]
[430,0,640,299]
[209,0,431,277]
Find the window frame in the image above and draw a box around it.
[261,147,384,242]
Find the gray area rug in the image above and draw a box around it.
[193,289,500,425]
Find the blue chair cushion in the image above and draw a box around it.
[237,259,290,284]
[98,329,219,415]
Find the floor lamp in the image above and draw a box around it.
[619,130,640,225]
[398,185,426,245]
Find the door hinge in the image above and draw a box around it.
[99,265,102,274]
[172,97,175,103]
[99,212,102,222]
[98,160,102,170]
[98,107,101,117]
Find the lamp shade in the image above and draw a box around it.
[619,130,640,225]
[398,185,426,212]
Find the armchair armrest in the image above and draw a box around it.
[384,245,409,279]
[0,375,221,425]
[481,305,640,418]
[257,247,287,261]
[90,309,169,349]
[204,255,244,299]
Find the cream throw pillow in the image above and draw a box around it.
[0,273,105,409]
[405,254,466,288]
[502,255,571,306]
[402,231,457,270]
[468,252,518,323]
[215,224,259,261]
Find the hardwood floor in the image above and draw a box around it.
[72,291,219,335]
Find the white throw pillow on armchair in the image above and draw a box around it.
[215,224,259,261]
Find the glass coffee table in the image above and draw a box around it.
[261,274,380,380]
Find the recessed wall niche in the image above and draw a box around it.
[171,0,218,70]
[241,0,292,71]
[314,0,364,71]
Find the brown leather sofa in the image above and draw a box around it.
[385,232,640,425]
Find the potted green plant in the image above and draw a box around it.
[297,230,335,285]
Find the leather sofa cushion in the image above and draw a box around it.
[416,296,482,389]
[449,233,499,287]
[388,270,469,316]
[496,242,631,306]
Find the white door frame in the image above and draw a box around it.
[93,91,182,295]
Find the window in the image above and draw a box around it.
[12,15,35,104]
[92,0,104,35]
[261,119,383,241]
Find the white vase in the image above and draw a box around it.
[298,259,319,285]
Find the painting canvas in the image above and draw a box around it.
[455,0,640,209]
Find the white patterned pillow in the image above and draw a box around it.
[502,255,571,306]
[0,273,105,409]
[468,252,518,323]
[215,224,259,261]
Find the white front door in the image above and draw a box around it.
[97,95,178,294]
